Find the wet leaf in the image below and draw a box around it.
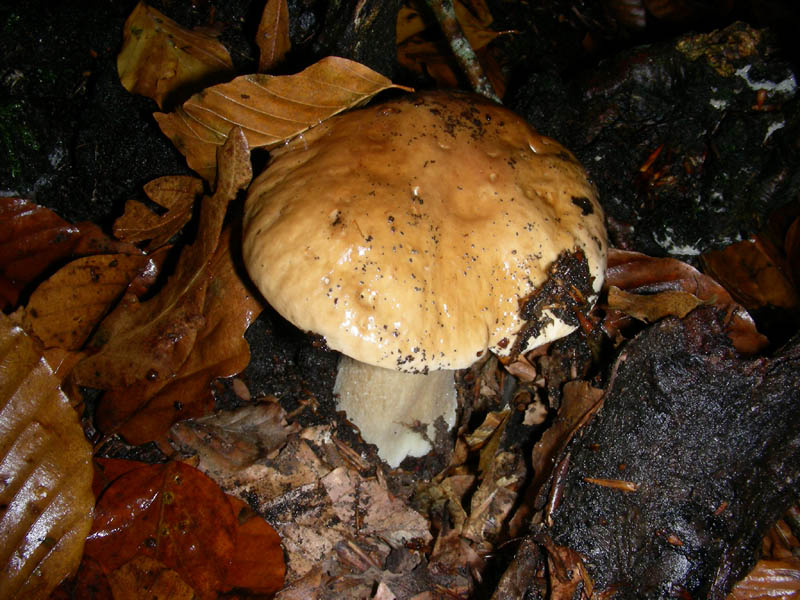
[108,555,195,600]
[22,253,153,351]
[702,237,799,311]
[0,198,140,311]
[84,460,284,599]
[114,176,204,251]
[84,460,235,599]
[727,557,800,599]
[154,56,410,181]
[224,495,285,595]
[0,313,94,599]
[117,1,233,109]
[71,131,251,394]
[257,0,291,73]
[95,226,262,444]
[605,248,769,354]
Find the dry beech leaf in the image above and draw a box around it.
[257,0,291,73]
[0,313,94,600]
[607,284,705,322]
[117,1,233,109]
[95,226,262,444]
[605,248,768,354]
[0,198,141,311]
[72,130,251,394]
[114,176,204,251]
[22,253,153,351]
[84,460,283,599]
[154,56,411,181]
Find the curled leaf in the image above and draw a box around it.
[114,176,204,251]
[117,1,234,109]
[0,313,94,599]
[154,56,411,181]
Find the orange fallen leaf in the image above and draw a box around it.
[0,312,94,599]
[257,0,291,73]
[154,56,411,181]
[83,459,284,599]
[114,176,204,251]
[0,198,140,311]
[23,253,154,350]
[117,1,234,109]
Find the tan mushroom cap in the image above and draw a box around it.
[243,91,607,373]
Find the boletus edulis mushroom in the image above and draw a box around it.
[242,91,607,467]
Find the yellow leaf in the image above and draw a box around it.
[0,313,94,599]
[117,2,234,109]
[154,56,411,181]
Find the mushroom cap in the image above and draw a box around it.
[243,91,607,372]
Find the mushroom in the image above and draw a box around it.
[242,91,607,467]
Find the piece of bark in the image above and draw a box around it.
[541,308,800,599]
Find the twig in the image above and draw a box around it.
[424,0,500,102]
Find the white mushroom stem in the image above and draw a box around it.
[333,356,458,468]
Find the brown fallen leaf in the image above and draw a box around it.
[117,1,234,109]
[0,312,94,600]
[84,459,284,599]
[257,0,291,73]
[0,198,141,311]
[154,56,412,181]
[702,236,799,311]
[71,129,251,394]
[605,248,769,354]
[22,253,154,351]
[95,227,263,444]
[108,555,195,600]
[607,284,705,322]
[114,176,204,251]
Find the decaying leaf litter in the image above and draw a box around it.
[1,0,799,598]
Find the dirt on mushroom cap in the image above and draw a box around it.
[243,91,607,372]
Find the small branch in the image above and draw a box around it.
[424,0,500,102]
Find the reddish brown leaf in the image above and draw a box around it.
[95,227,262,444]
[154,56,411,181]
[114,176,204,251]
[702,237,799,311]
[108,555,195,600]
[84,460,284,599]
[0,198,141,311]
[22,253,153,351]
[71,131,251,394]
[117,1,233,109]
[224,496,285,595]
[605,248,769,354]
[257,0,291,73]
[84,460,237,599]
